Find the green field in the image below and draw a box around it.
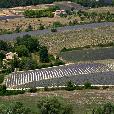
[0,89,114,114]
[60,47,114,62]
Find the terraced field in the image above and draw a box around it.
[85,6,114,13]
[60,47,114,62]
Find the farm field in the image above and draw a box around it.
[38,25,114,54]
[60,47,114,62]
[5,63,113,89]
[85,6,114,13]
[0,16,75,31]
[1,23,114,54]
[0,89,114,114]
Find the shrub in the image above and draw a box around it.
[53,21,63,28]
[65,80,76,91]
[37,96,73,114]
[84,82,92,89]
[0,74,5,84]
[29,88,37,93]
[39,24,45,30]
[51,28,57,32]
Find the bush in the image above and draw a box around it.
[0,74,5,84]
[0,85,25,96]
[37,96,73,114]
[53,21,63,28]
[39,24,45,30]
[92,103,114,114]
[51,28,57,32]
[84,82,92,89]
[65,80,76,91]
[44,86,49,91]
[29,88,37,93]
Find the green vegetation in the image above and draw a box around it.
[0,0,113,8]
[0,102,31,114]
[24,9,54,18]
[0,96,73,114]
[0,85,25,96]
[65,80,76,91]
[15,45,29,57]
[92,103,114,114]
[37,96,73,114]
[0,74,5,84]
[0,34,65,73]
[39,46,49,63]
[78,11,114,22]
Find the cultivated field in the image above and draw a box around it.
[5,63,113,89]
[85,6,114,13]
[0,16,75,31]
[60,47,114,62]
[0,89,114,114]
[38,26,114,54]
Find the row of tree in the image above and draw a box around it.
[78,10,114,22]
[0,0,113,8]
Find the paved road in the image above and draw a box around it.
[0,22,114,41]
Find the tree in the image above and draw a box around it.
[15,26,21,33]
[37,96,73,114]
[1,102,31,114]
[0,51,5,60]
[16,35,39,52]
[53,21,62,28]
[84,82,92,89]
[39,24,45,30]
[39,46,49,63]
[0,40,8,51]
[92,103,114,114]
[25,24,33,32]
[65,80,76,91]
[0,40,12,51]
[19,57,37,70]
[15,45,29,57]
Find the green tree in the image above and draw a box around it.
[53,21,63,28]
[39,24,45,30]
[25,24,33,32]
[0,40,12,51]
[16,35,39,52]
[84,81,92,89]
[15,26,21,33]
[2,102,31,114]
[92,103,114,114]
[0,51,5,60]
[0,40,8,51]
[39,46,49,63]
[15,45,29,57]
[65,80,76,91]
[19,57,37,70]
[37,96,73,114]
